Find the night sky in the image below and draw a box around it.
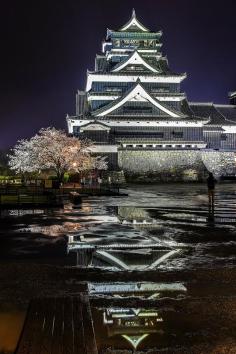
[0,0,236,149]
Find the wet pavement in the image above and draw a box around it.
[0,183,236,353]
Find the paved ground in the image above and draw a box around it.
[0,183,236,353]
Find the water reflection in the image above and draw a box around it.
[103,308,162,350]
[68,205,185,270]
[90,281,187,351]
[1,184,236,352]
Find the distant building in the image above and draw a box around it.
[229,92,236,105]
[67,10,236,181]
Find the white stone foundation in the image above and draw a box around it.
[118,149,236,181]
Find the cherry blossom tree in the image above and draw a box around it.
[8,127,95,182]
[92,156,108,171]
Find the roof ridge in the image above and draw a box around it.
[119,9,150,33]
[189,102,213,105]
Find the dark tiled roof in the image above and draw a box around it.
[190,103,236,125]
[215,105,236,122]
[180,99,195,116]
[95,56,112,73]
[189,103,212,118]
[207,105,228,125]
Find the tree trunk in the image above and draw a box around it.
[56,170,65,186]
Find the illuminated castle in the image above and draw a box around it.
[67,10,236,181]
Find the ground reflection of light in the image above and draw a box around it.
[102,307,163,350]
[122,334,149,349]
[0,311,25,353]
[8,209,45,216]
[20,222,82,236]
[81,205,93,213]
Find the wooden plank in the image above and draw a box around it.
[15,296,98,354]
[73,297,85,354]
[28,299,47,354]
[15,299,42,354]
[39,298,56,354]
[62,297,74,354]
[51,298,64,354]
[81,295,98,354]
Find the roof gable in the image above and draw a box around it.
[111,51,158,73]
[92,82,184,118]
[80,122,110,132]
[120,9,149,32]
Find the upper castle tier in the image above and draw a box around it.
[79,9,190,120]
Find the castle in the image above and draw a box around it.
[67,10,236,181]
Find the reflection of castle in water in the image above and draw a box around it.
[90,281,187,351]
[104,308,162,350]
[68,206,183,270]
[68,203,187,351]
[117,206,155,226]
[68,241,181,270]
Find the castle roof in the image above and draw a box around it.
[119,9,150,33]
[92,81,187,118]
[215,104,236,122]
[111,51,159,73]
[190,103,236,126]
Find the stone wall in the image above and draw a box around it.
[118,149,236,182]
[201,151,236,178]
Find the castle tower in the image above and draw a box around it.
[67,10,236,180]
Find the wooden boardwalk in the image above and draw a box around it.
[15,295,98,354]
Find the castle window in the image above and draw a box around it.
[123,106,152,114]
[172,131,183,138]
